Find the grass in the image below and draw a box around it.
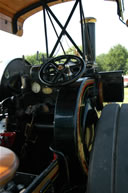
[123,88,128,103]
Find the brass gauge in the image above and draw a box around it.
[42,87,53,94]
[31,82,41,93]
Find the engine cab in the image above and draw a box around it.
[0,0,126,193]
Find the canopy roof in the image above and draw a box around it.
[0,0,73,36]
[0,0,123,36]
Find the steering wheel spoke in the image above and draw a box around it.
[51,62,59,70]
[70,64,81,74]
[52,72,62,83]
[64,56,70,65]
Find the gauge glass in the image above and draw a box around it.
[42,87,53,94]
[31,82,41,93]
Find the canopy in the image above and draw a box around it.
[0,0,73,36]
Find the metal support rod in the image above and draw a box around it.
[43,7,49,58]
[79,0,86,61]
[45,0,83,58]
[46,10,66,55]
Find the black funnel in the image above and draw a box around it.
[82,17,96,65]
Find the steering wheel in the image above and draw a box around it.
[39,55,86,87]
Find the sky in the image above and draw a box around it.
[0,0,128,62]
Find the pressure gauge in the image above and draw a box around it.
[42,87,53,94]
[31,82,41,93]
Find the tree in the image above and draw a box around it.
[96,54,109,71]
[96,44,128,74]
[25,52,46,65]
[107,44,128,73]
[66,46,82,55]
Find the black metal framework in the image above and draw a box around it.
[12,0,86,60]
[43,0,86,59]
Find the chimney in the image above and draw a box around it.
[82,17,96,65]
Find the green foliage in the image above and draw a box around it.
[24,44,128,74]
[96,44,128,74]
[96,54,109,71]
[25,52,46,65]
[66,46,82,55]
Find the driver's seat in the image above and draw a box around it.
[0,146,19,187]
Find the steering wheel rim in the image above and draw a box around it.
[39,55,86,87]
